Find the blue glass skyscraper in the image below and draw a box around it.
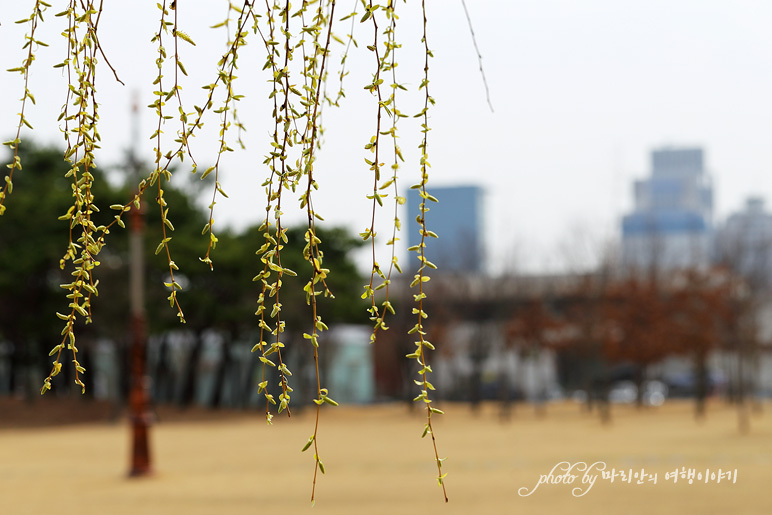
[406,185,485,274]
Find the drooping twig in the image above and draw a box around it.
[460,0,493,112]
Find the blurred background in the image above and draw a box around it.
[3,143,770,424]
[3,1,772,514]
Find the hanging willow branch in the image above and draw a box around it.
[3,0,454,503]
[2,0,50,215]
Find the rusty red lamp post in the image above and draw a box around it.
[127,96,153,477]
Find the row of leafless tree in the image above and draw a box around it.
[373,259,767,432]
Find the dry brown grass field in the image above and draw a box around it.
[2,399,771,515]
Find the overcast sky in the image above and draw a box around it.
[3,1,772,274]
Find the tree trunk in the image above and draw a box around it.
[737,341,750,434]
[694,350,708,420]
[751,340,763,415]
[241,346,259,409]
[469,362,482,412]
[468,326,485,413]
[179,331,204,408]
[634,363,646,409]
[497,350,513,422]
[599,366,612,425]
[153,334,174,404]
[582,357,595,414]
[210,338,231,409]
[7,341,19,395]
[80,344,94,400]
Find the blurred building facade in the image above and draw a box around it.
[622,147,714,270]
[406,185,485,273]
[717,197,772,287]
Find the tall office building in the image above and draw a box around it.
[717,197,772,285]
[406,185,485,273]
[621,147,713,270]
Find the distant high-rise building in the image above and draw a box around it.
[717,197,772,285]
[621,147,713,270]
[406,185,485,273]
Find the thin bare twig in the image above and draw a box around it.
[93,0,125,86]
[460,0,493,112]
